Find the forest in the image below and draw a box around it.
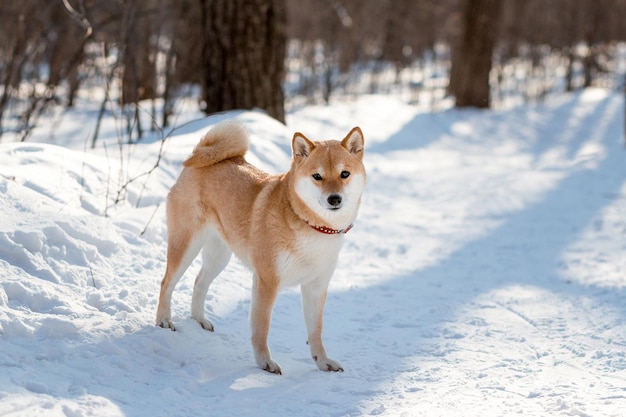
[0,0,625,143]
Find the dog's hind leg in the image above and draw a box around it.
[190,231,232,331]
[156,228,207,331]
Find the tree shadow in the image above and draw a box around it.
[368,110,455,153]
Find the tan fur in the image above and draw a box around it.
[183,122,250,168]
[156,121,366,374]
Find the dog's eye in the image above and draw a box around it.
[340,171,350,179]
[312,173,323,181]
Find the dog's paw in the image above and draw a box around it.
[194,317,214,332]
[314,356,344,372]
[260,359,282,375]
[156,318,176,331]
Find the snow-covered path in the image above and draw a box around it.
[1,90,625,416]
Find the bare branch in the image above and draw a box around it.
[60,0,93,38]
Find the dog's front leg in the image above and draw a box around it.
[301,282,344,372]
[250,275,282,374]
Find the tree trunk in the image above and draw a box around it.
[582,0,604,89]
[565,47,575,92]
[449,0,502,108]
[198,0,286,123]
[119,1,158,106]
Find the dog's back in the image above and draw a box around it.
[166,122,269,266]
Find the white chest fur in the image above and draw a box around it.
[275,232,344,288]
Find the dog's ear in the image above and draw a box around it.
[341,127,364,160]
[292,132,315,160]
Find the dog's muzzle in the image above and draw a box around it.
[327,194,342,209]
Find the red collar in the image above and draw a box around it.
[308,222,354,235]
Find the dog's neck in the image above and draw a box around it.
[307,222,353,235]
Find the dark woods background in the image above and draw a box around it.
[1,0,625,142]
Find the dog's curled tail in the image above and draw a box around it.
[183,121,249,168]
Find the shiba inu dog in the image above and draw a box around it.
[156,121,365,374]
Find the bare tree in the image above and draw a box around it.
[449,0,502,108]
[198,0,287,123]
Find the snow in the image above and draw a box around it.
[1,89,626,416]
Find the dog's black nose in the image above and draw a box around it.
[327,194,342,207]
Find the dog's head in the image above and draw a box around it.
[290,127,366,230]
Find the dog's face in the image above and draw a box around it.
[291,127,366,228]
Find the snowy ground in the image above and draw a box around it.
[1,89,625,417]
